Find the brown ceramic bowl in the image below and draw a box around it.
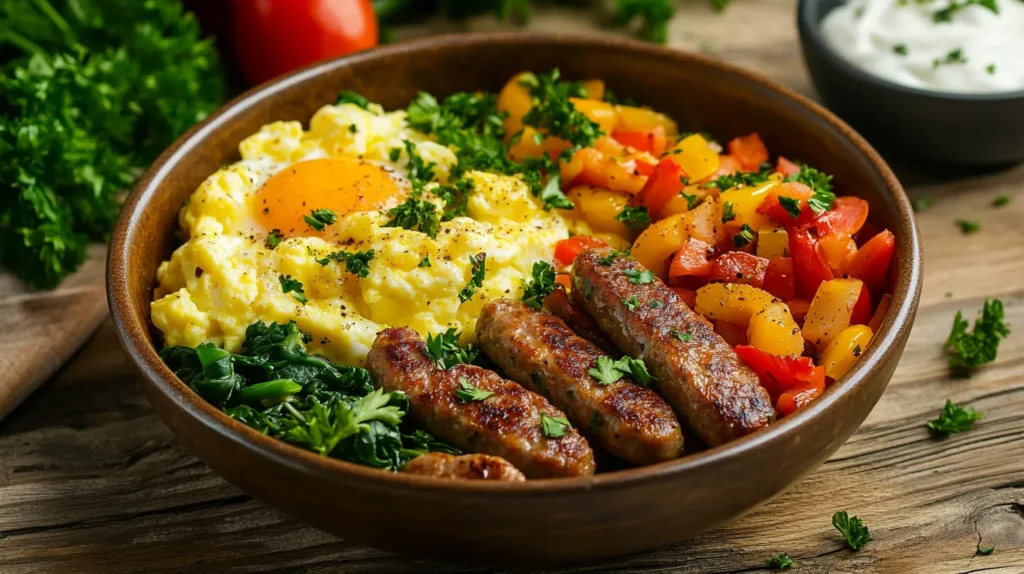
[108,33,922,565]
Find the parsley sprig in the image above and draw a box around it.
[588,355,656,386]
[541,413,572,438]
[766,553,793,570]
[832,511,872,551]
[279,275,308,304]
[623,268,656,284]
[455,378,493,403]
[521,261,557,310]
[425,328,481,369]
[944,299,1009,375]
[519,69,602,149]
[927,399,984,436]
[458,253,488,303]
[315,249,375,277]
[616,205,651,230]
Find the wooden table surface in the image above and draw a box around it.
[2,2,1022,572]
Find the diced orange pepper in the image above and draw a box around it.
[727,133,769,171]
[612,126,668,156]
[776,155,801,177]
[561,147,648,195]
[581,79,605,101]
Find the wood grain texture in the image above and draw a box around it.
[0,245,107,420]
[1,1,1022,571]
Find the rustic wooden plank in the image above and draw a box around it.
[1,1,1022,572]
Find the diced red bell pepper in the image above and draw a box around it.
[612,126,668,157]
[763,257,796,301]
[734,345,821,398]
[670,286,698,308]
[789,228,834,298]
[727,133,769,171]
[850,284,873,326]
[815,196,869,238]
[846,229,895,290]
[776,371,826,417]
[668,238,714,282]
[634,156,688,220]
[708,252,769,289]
[775,155,801,177]
[757,182,817,229]
[554,236,608,267]
[713,154,742,178]
[561,147,648,195]
[715,320,748,347]
[786,298,811,326]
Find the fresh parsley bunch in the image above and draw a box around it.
[0,0,224,289]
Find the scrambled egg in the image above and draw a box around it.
[151,102,570,366]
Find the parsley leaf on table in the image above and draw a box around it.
[832,511,872,551]
[927,399,984,436]
[521,261,557,310]
[766,553,794,570]
[944,299,1009,375]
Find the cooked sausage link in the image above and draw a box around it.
[366,327,595,478]
[478,299,684,465]
[571,249,774,446]
[403,452,526,481]
[543,286,620,356]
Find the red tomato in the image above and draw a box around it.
[763,257,796,301]
[232,0,378,86]
[727,133,769,171]
[816,196,869,237]
[708,252,769,289]
[612,126,668,156]
[847,230,895,290]
[789,229,834,298]
[850,284,873,326]
[634,157,687,219]
[554,236,608,267]
[775,155,801,177]
[668,238,714,283]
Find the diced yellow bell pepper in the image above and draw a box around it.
[566,186,631,236]
[630,212,686,278]
[614,104,679,137]
[681,195,724,246]
[665,134,720,182]
[821,324,873,380]
[570,98,618,135]
[695,283,802,355]
[660,185,709,218]
[719,175,783,232]
[581,79,605,101]
[757,225,790,259]
[802,278,864,348]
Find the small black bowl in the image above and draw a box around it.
[798,0,1024,166]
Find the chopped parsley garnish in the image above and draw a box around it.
[986,64,997,75]
[649,300,663,308]
[385,198,441,238]
[682,191,700,210]
[521,261,557,310]
[541,414,572,438]
[458,253,487,303]
[992,195,1010,207]
[303,208,337,231]
[337,90,372,110]
[733,223,755,248]
[766,553,793,570]
[266,229,284,249]
[786,164,835,213]
[315,249,375,277]
[778,196,803,218]
[589,355,624,385]
[927,399,984,436]
[401,140,438,192]
[933,0,997,23]
[599,249,630,265]
[389,147,402,162]
[933,48,967,68]
[539,174,575,211]
[722,201,736,223]
[706,165,773,190]
[832,511,872,551]
[672,330,693,342]
[425,328,480,369]
[348,124,358,134]
[955,219,980,234]
[419,256,432,268]
[893,44,908,56]
[519,69,602,148]
[913,196,933,212]
[623,296,640,311]
[945,299,1009,374]
[434,178,474,221]
[623,268,656,284]
[279,275,307,304]
[455,378,494,403]
[616,205,652,230]
[978,546,995,556]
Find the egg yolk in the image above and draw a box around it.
[253,158,407,236]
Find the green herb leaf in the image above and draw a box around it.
[913,196,933,212]
[612,0,676,43]
[733,223,755,248]
[425,328,481,370]
[928,399,984,436]
[419,256,432,268]
[786,164,835,213]
[766,553,794,570]
[722,201,736,223]
[933,0,997,23]
[589,355,624,385]
[707,166,774,190]
[681,192,700,210]
[955,219,981,234]
[459,253,487,303]
[385,198,440,237]
[613,355,655,386]
[623,296,640,311]
[616,205,652,230]
[279,275,308,304]
[434,177,475,220]
[337,90,371,110]
[520,69,602,148]
[933,47,968,68]
[944,299,1009,374]
[978,546,995,555]
[541,413,572,438]
[303,208,337,231]
[893,44,909,56]
[315,249,375,277]
[649,300,663,308]
[266,229,284,249]
[455,378,494,403]
[986,64,996,75]
[832,511,872,551]
[521,261,557,310]
[598,249,630,265]
[672,330,693,342]
[539,174,575,211]
[992,195,1010,207]
[623,268,656,284]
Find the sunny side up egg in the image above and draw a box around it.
[151,101,570,366]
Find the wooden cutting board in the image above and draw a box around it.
[0,245,108,419]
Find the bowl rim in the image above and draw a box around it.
[797,0,1024,102]
[108,31,923,495]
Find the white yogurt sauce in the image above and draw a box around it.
[821,0,1024,94]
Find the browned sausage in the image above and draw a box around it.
[570,249,774,446]
[403,452,526,481]
[478,299,684,465]
[542,286,620,355]
[366,327,595,478]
